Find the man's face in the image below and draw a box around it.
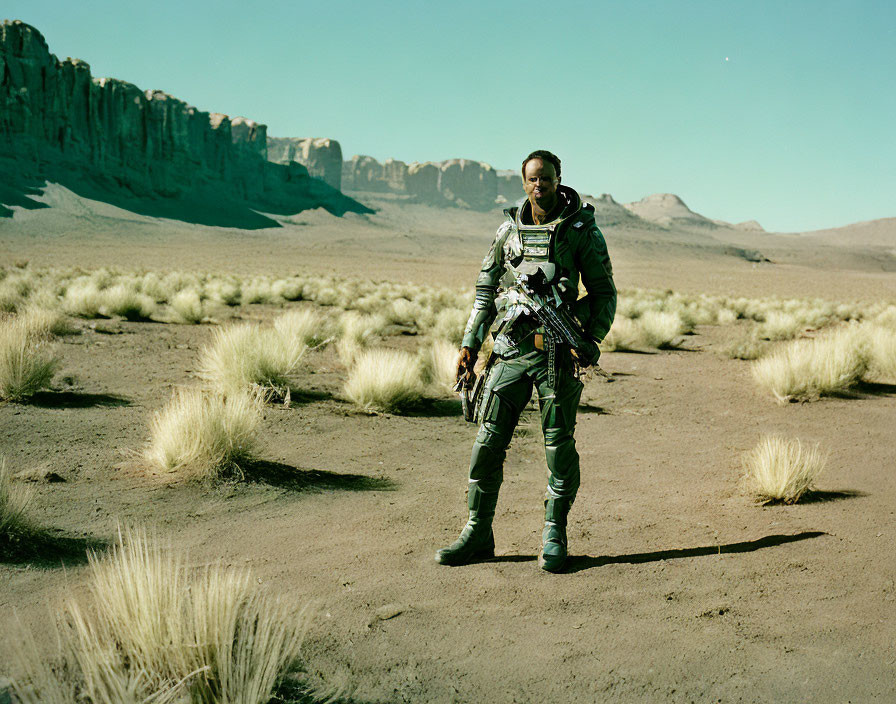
[523,158,559,210]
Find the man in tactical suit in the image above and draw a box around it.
[435,150,616,572]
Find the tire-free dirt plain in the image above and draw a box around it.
[1,188,895,702]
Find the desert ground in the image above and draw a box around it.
[1,186,895,703]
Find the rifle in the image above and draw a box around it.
[511,262,600,366]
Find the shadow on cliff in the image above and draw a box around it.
[0,160,373,230]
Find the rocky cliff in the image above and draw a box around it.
[341,154,523,210]
[267,137,343,190]
[0,20,370,226]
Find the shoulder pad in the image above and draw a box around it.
[495,220,513,238]
[571,204,596,230]
[503,206,519,219]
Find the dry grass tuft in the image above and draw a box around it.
[169,289,205,324]
[864,325,896,381]
[0,457,33,543]
[420,339,459,395]
[344,348,426,413]
[16,307,78,338]
[200,322,307,397]
[11,526,308,704]
[751,325,868,402]
[143,387,263,481]
[336,312,387,366]
[600,316,642,352]
[757,311,803,341]
[273,308,330,347]
[101,284,156,321]
[62,280,105,318]
[0,314,60,401]
[742,435,826,504]
[724,331,767,360]
[638,311,686,348]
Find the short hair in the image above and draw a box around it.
[521,150,561,178]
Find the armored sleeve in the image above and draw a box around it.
[460,221,510,351]
[573,221,616,341]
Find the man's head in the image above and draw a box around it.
[522,150,561,212]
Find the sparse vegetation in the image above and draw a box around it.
[11,526,308,704]
[638,310,686,348]
[143,387,263,480]
[169,288,205,324]
[0,314,60,401]
[336,311,387,366]
[0,457,33,548]
[757,311,803,341]
[344,348,426,413]
[864,325,896,381]
[62,279,104,318]
[200,321,307,397]
[751,325,869,402]
[273,308,331,347]
[723,331,768,360]
[742,435,826,504]
[100,283,156,321]
[420,339,459,395]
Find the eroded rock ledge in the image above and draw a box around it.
[0,20,371,226]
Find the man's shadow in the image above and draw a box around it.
[563,531,827,573]
[486,531,827,572]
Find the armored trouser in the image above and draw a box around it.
[469,348,584,508]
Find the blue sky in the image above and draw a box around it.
[6,0,895,231]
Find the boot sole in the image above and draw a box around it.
[538,551,567,573]
[434,547,495,566]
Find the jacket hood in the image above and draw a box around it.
[511,184,583,229]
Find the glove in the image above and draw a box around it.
[571,342,600,368]
[455,346,478,386]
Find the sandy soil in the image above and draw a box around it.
[1,188,895,702]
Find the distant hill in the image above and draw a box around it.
[623,193,719,228]
[797,217,896,248]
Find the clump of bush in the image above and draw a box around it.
[10,526,308,704]
[273,308,331,347]
[420,339,460,396]
[336,312,387,367]
[169,288,205,324]
[344,348,426,413]
[143,387,263,481]
[199,319,307,397]
[751,325,868,402]
[100,284,156,321]
[0,457,34,552]
[742,435,826,504]
[0,314,60,401]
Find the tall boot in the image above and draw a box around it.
[538,496,573,573]
[435,484,498,565]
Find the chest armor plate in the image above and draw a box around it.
[506,223,557,264]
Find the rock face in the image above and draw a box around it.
[623,193,717,228]
[0,20,369,225]
[343,155,387,192]
[438,159,497,210]
[341,155,500,210]
[382,158,408,192]
[496,169,523,203]
[406,162,440,202]
[267,137,343,189]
